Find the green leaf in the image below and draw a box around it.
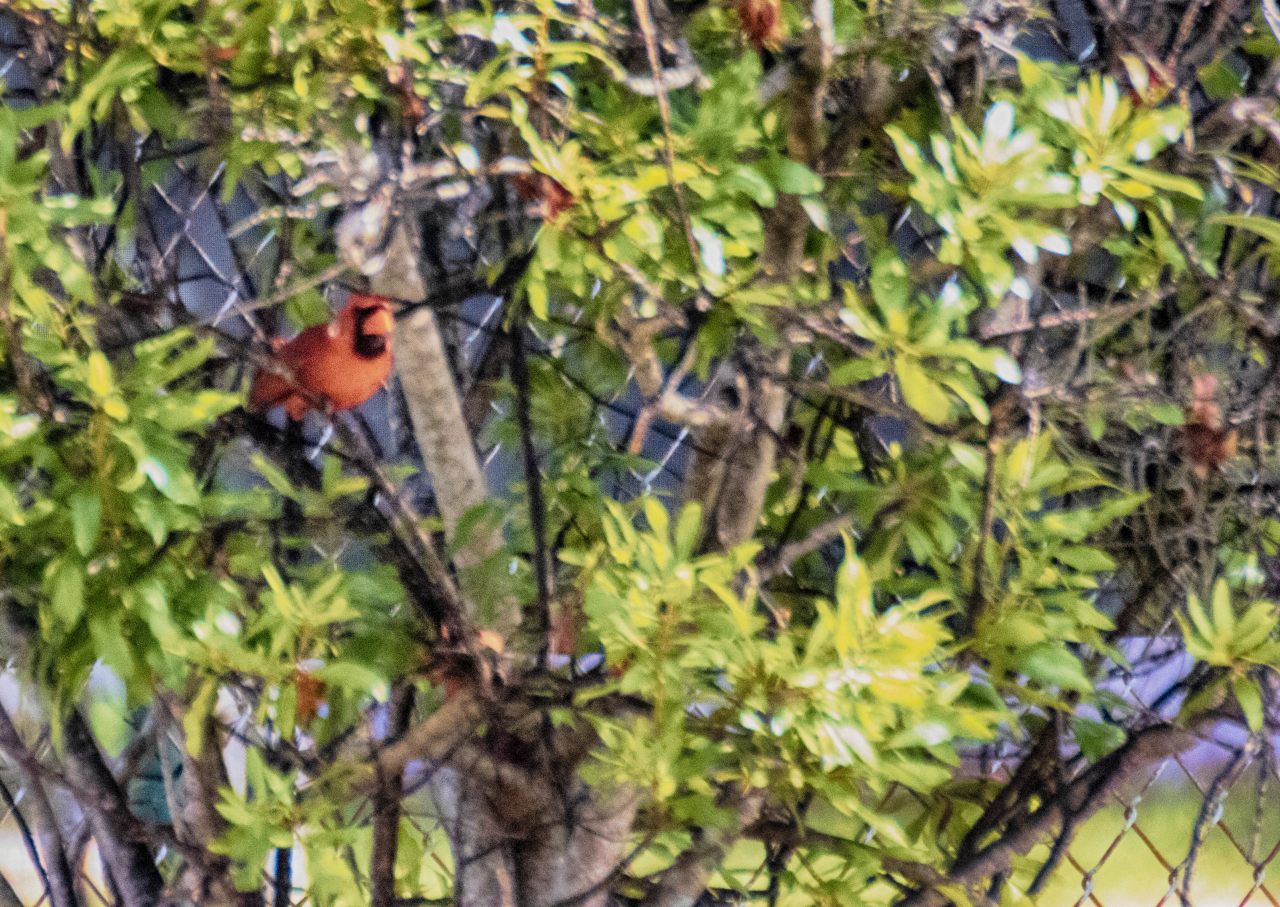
[89,611,137,687]
[1115,164,1203,200]
[764,158,824,195]
[48,557,85,624]
[1072,717,1126,761]
[726,165,776,207]
[1210,578,1234,636]
[991,352,1022,384]
[956,344,1022,384]
[673,502,702,560]
[137,452,199,506]
[949,443,987,476]
[1146,403,1185,426]
[1054,546,1117,573]
[87,693,132,759]
[1210,214,1280,248]
[827,357,888,385]
[131,494,170,546]
[834,536,873,656]
[149,390,241,431]
[1184,592,1215,647]
[65,48,155,147]
[1017,643,1092,693]
[642,497,669,537]
[1198,56,1249,101]
[527,277,549,321]
[70,490,102,556]
[896,357,951,423]
[316,662,388,700]
[184,678,218,758]
[1086,408,1106,441]
[1233,675,1263,732]
[250,454,300,500]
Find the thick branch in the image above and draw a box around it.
[370,686,414,907]
[894,720,1206,906]
[636,793,763,907]
[682,0,833,551]
[336,197,514,635]
[610,305,734,431]
[60,710,165,907]
[0,610,160,907]
[395,306,505,593]
[758,512,854,580]
[352,693,482,789]
[760,0,833,277]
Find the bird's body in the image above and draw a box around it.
[249,293,395,420]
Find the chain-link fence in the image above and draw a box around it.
[0,119,1270,907]
[1,4,1275,906]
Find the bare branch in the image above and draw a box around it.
[636,793,764,907]
[370,686,415,907]
[757,511,855,580]
[977,297,1157,340]
[351,207,517,635]
[509,308,553,663]
[157,693,263,907]
[60,710,165,907]
[0,703,78,907]
[894,719,1209,906]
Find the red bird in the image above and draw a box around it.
[249,293,395,420]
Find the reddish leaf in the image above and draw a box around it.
[292,669,327,726]
[1182,373,1237,477]
[736,0,783,52]
[513,171,575,221]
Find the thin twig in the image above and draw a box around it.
[0,775,53,907]
[272,847,292,907]
[758,512,856,581]
[978,297,1156,340]
[223,262,349,317]
[628,0,708,303]
[1177,735,1255,906]
[968,431,1001,632]
[0,701,80,907]
[896,717,1214,906]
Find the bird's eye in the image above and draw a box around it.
[355,334,388,358]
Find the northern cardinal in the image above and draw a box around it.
[249,293,395,420]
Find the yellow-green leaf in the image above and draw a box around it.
[87,351,113,398]
[896,357,951,423]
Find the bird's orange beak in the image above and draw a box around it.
[364,308,395,335]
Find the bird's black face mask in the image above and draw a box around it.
[353,306,390,358]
